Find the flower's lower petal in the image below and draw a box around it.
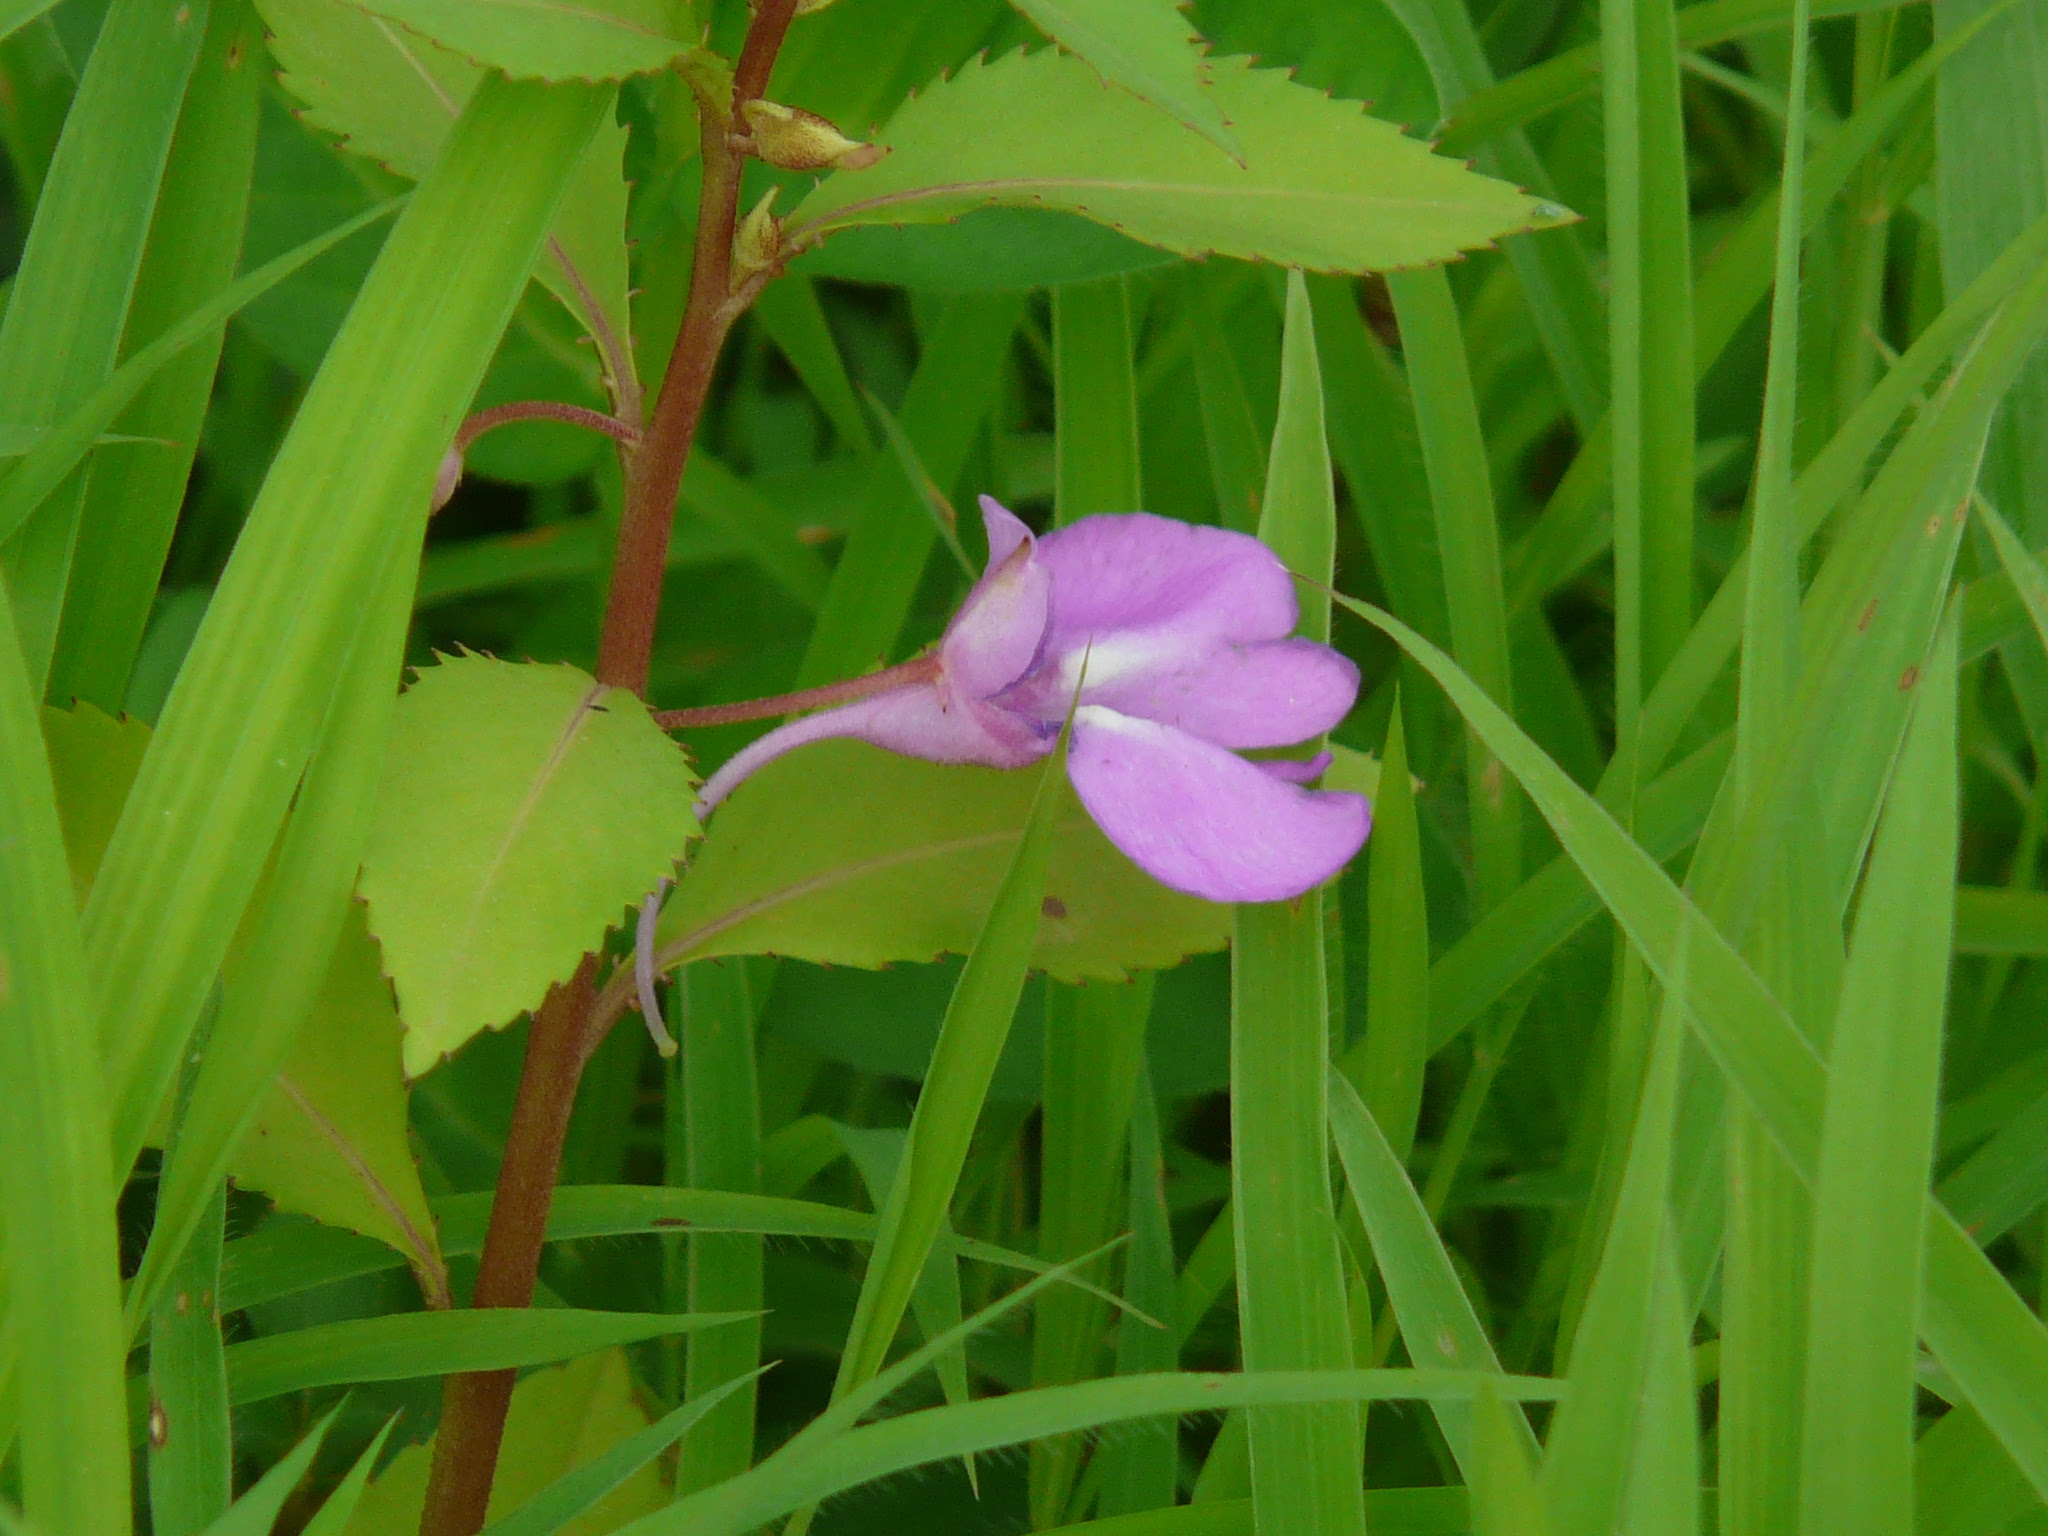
[1258,749,1334,786]
[1067,706,1370,903]
[1074,637,1359,748]
[697,686,1048,816]
[1035,513,1301,656]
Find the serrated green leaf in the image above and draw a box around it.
[787,49,1570,273]
[261,0,636,387]
[230,902,444,1292]
[1009,0,1240,156]
[349,0,689,80]
[650,739,1228,982]
[360,654,697,1075]
[341,1351,667,1536]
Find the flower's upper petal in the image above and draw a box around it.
[979,495,1032,569]
[696,684,1048,816]
[944,501,1050,701]
[1035,512,1300,655]
[1054,636,1359,749]
[1066,705,1370,903]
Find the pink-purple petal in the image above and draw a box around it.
[1034,513,1301,655]
[943,529,1050,700]
[1066,705,1371,903]
[1067,636,1359,748]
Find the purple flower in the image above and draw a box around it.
[697,498,1372,903]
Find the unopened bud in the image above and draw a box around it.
[732,187,782,287]
[740,99,887,172]
[431,446,463,511]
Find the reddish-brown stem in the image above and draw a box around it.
[454,400,641,455]
[653,652,939,729]
[416,8,803,1535]
[597,0,802,695]
[416,960,599,1536]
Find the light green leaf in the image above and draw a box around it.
[361,654,696,1074]
[342,1351,669,1536]
[41,700,152,906]
[649,739,1227,983]
[229,902,445,1296]
[224,1308,748,1406]
[786,49,1571,273]
[1009,0,1240,155]
[349,0,690,80]
[261,0,637,387]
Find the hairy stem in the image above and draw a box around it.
[454,400,641,455]
[652,652,939,729]
[416,9,803,1534]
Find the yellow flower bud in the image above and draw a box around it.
[739,99,887,172]
[732,186,783,287]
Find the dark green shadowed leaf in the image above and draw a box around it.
[796,293,1021,686]
[359,654,697,1075]
[787,51,1569,272]
[194,1405,342,1536]
[46,0,262,714]
[0,0,207,689]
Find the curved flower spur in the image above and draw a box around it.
[635,499,1372,1044]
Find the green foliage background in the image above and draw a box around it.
[3,0,2048,1530]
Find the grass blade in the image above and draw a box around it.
[486,1373,762,1536]
[195,1405,341,1536]
[670,959,766,1497]
[1388,265,1521,911]
[1327,1068,1537,1475]
[1799,609,1959,1536]
[1036,266,1150,1528]
[295,1415,400,1536]
[0,564,128,1535]
[82,76,609,1175]
[44,0,261,712]
[219,1308,753,1407]
[827,732,1069,1401]
[1231,270,1366,1536]
[130,538,423,1329]
[643,1369,1563,1536]
[1096,1066,1181,1517]
[0,0,206,687]
[147,1180,230,1536]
